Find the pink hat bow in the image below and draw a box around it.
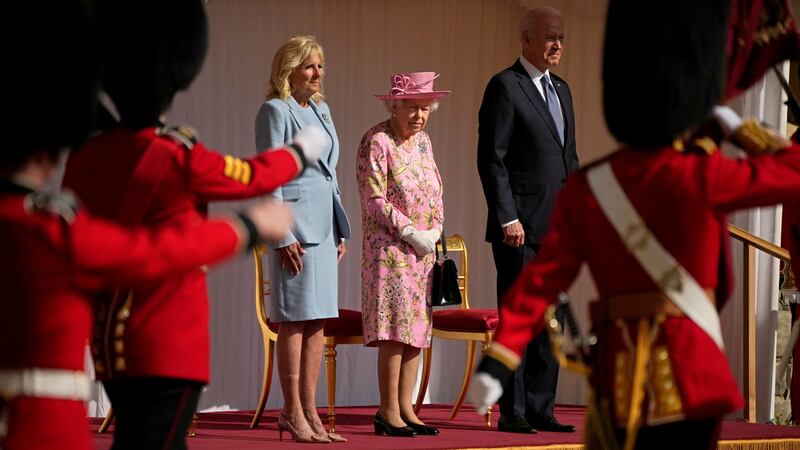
[375,72,451,100]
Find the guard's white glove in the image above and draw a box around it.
[400,226,436,256]
[466,372,503,415]
[243,199,293,243]
[291,125,327,164]
[712,105,743,138]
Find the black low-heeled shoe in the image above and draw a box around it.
[403,421,440,436]
[374,413,417,437]
[526,416,577,433]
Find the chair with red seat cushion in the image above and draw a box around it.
[321,308,363,432]
[413,234,498,427]
[250,245,363,433]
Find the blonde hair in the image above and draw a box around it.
[266,35,326,103]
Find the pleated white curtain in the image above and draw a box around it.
[724,65,791,422]
[82,0,786,421]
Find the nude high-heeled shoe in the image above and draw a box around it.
[277,413,331,443]
[304,407,347,442]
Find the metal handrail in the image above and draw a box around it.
[726,223,793,423]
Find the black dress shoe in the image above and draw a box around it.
[526,416,577,433]
[374,413,417,437]
[497,415,537,434]
[403,421,440,435]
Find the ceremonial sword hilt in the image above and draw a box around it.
[545,292,595,376]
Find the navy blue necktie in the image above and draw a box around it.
[542,74,564,145]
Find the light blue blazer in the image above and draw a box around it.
[255,96,351,248]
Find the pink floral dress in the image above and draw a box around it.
[356,120,445,348]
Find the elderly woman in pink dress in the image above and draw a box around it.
[356,72,448,438]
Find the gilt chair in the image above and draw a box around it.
[250,244,363,433]
[413,234,499,427]
[98,408,113,434]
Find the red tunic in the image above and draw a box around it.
[785,204,800,289]
[0,185,242,450]
[493,144,800,422]
[62,126,301,383]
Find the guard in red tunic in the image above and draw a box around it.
[0,177,272,450]
[0,3,293,450]
[60,1,326,448]
[468,1,800,449]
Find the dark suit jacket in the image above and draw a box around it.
[477,59,579,245]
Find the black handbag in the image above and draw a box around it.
[430,231,462,307]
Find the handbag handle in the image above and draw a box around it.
[435,226,448,260]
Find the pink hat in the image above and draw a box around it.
[374,72,451,100]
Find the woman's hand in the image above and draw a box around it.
[417,229,441,246]
[337,241,346,263]
[400,227,436,256]
[278,241,305,275]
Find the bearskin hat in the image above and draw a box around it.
[603,0,731,149]
[726,0,800,100]
[95,0,208,128]
[3,0,100,168]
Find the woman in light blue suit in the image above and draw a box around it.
[255,35,350,444]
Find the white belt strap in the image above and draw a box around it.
[587,162,725,349]
[0,369,90,401]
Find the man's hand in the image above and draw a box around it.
[278,241,305,275]
[466,372,504,415]
[244,200,293,242]
[502,221,524,247]
[337,241,346,263]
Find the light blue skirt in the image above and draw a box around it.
[268,231,339,322]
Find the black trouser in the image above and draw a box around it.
[104,377,202,450]
[491,242,564,420]
[609,418,721,450]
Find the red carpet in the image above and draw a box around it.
[91,404,800,450]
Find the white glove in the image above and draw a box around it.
[400,227,436,256]
[712,105,743,138]
[244,199,293,243]
[291,125,327,164]
[417,228,441,246]
[466,372,503,415]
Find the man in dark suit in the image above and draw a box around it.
[477,6,579,434]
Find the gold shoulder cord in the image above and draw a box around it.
[544,306,665,450]
[731,119,789,155]
[621,318,652,450]
[546,306,619,449]
[585,394,620,450]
